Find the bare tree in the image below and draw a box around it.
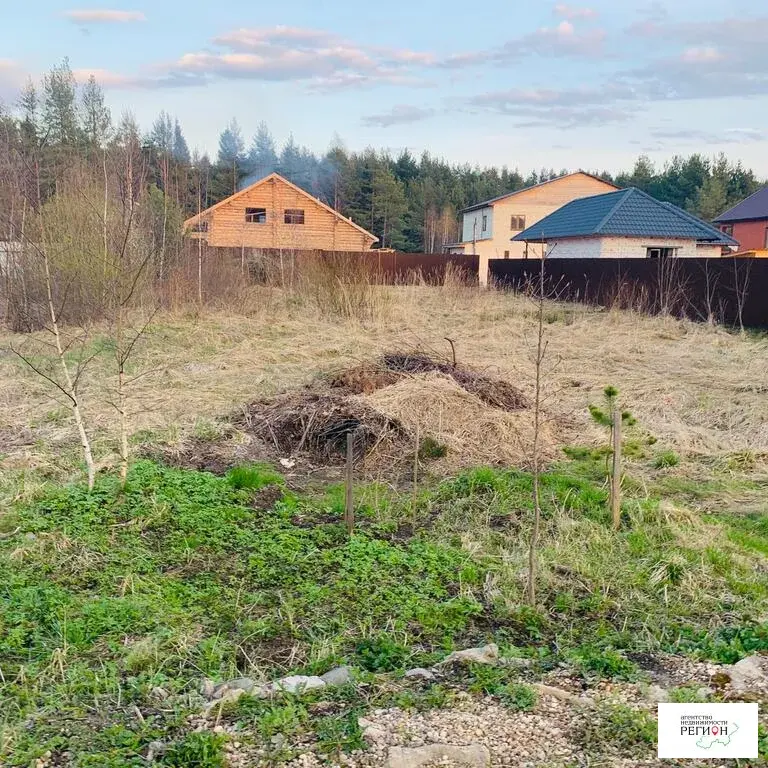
[527,243,548,605]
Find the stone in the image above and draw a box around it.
[500,657,534,670]
[200,679,216,699]
[267,675,326,695]
[404,667,436,681]
[150,686,169,701]
[385,744,490,768]
[696,686,714,699]
[320,665,353,686]
[534,684,593,707]
[204,687,246,713]
[439,644,499,666]
[212,677,256,699]
[727,655,768,692]
[146,741,167,761]
[645,684,669,703]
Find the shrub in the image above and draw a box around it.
[499,682,537,711]
[571,645,637,680]
[418,436,449,461]
[161,732,226,767]
[355,635,410,672]
[653,451,680,469]
[582,703,656,752]
[226,463,284,490]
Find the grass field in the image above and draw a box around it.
[1,282,767,766]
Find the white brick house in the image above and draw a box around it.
[513,188,737,259]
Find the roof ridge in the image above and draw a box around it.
[660,200,737,243]
[594,188,634,234]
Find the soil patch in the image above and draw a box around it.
[330,352,528,412]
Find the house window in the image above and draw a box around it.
[646,247,677,259]
[245,207,267,223]
[764,227,768,249]
[481,215,488,233]
[284,208,305,225]
[504,250,510,258]
[191,220,209,233]
[510,215,526,231]
[721,224,734,236]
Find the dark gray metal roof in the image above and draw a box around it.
[714,186,768,223]
[512,187,738,246]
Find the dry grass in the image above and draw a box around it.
[0,280,766,490]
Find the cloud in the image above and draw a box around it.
[361,104,435,127]
[64,9,146,24]
[521,19,606,56]
[465,84,637,127]
[648,127,767,147]
[680,47,725,64]
[554,4,598,20]
[0,59,27,99]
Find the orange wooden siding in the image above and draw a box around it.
[186,174,376,251]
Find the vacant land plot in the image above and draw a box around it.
[0,283,767,766]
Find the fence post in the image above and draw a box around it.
[611,407,622,530]
[345,430,355,536]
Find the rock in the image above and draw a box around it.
[267,675,326,695]
[404,667,436,681]
[534,684,593,707]
[204,687,247,713]
[645,684,669,703]
[385,744,490,768]
[728,655,768,692]
[696,686,714,699]
[439,644,499,666]
[200,679,216,699]
[500,657,534,670]
[146,741,167,761]
[320,665,353,686]
[212,677,256,699]
[150,686,169,702]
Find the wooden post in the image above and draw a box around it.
[345,430,354,536]
[412,422,420,523]
[611,407,622,530]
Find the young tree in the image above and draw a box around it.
[18,78,39,152]
[372,166,407,249]
[80,75,112,150]
[42,59,80,147]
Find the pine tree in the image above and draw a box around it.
[217,118,245,165]
[18,78,39,151]
[690,175,728,221]
[247,121,278,178]
[372,166,407,249]
[278,134,303,182]
[172,119,190,164]
[42,59,80,146]
[80,75,112,149]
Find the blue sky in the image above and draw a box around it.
[2,0,767,175]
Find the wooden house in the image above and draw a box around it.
[185,172,378,251]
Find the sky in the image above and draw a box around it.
[1,0,767,175]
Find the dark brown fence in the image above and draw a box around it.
[489,257,768,329]
[185,244,479,285]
